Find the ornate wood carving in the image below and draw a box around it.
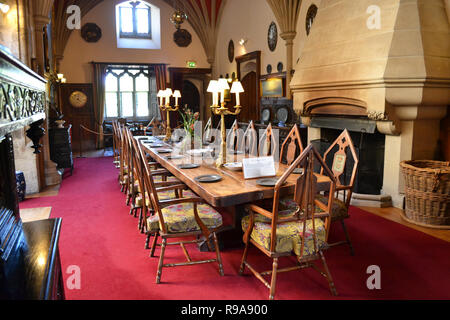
[0,47,46,140]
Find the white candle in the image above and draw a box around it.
[236,93,240,106]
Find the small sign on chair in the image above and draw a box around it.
[243,156,276,179]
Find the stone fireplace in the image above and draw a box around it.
[291,0,450,208]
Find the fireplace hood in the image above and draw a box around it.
[290,0,450,208]
[291,0,450,135]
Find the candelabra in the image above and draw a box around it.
[158,89,181,142]
[208,79,244,167]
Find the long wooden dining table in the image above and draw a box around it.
[137,136,332,249]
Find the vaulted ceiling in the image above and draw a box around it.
[51,0,301,71]
[52,0,228,68]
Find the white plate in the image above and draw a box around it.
[223,162,243,171]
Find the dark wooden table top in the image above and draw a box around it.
[139,137,331,208]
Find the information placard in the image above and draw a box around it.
[242,157,276,179]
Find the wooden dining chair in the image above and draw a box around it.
[135,139,224,283]
[143,117,156,136]
[279,130,359,255]
[280,124,304,165]
[126,129,180,226]
[203,117,213,144]
[258,123,278,157]
[112,120,120,168]
[239,121,258,156]
[319,129,359,255]
[226,120,243,152]
[239,145,337,300]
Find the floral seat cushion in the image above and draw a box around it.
[241,214,327,256]
[147,203,223,234]
[279,194,349,221]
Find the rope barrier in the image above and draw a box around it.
[80,125,113,136]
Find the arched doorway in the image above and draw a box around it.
[181,80,200,114]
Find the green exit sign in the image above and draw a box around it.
[187,61,197,68]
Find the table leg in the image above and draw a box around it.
[198,204,246,252]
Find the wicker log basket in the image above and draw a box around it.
[400,160,450,229]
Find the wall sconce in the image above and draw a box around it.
[0,3,10,13]
[239,38,247,46]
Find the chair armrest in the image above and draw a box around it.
[156,184,187,193]
[247,204,273,220]
[154,181,183,187]
[151,169,170,176]
[158,197,205,209]
[336,185,353,191]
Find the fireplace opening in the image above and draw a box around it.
[312,128,385,195]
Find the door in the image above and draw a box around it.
[181,80,200,114]
[239,71,257,122]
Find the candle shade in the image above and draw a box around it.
[157,90,165,106]
[207,80,219,106]
[230,81,244,106]
[173,90,181,106]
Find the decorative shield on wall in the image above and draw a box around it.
[174,29,192,47]
[81,23,102,43]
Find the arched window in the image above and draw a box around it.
[118,1,151,39]
[116,1,161,49]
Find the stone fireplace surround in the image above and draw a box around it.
[291,0,450,208]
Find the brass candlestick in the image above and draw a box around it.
[211,102,242,167]
[158,89,181,142]
[159,103,179,142]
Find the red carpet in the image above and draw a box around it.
[20,157,450,300]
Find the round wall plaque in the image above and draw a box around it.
[174,29,192,47]
[277,62,284,73]
[266,64,272,74]
[228,40,235,63]
[268,22,278,52]
[81,23,102,43]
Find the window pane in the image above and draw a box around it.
[121,92,133,117]
[136,8,150,34]
[120,73,134,92]
[105,93,118,118]
[105,73,118,91]
[135,73,149,91]
[120,7,133,33]
[136,93,149,117]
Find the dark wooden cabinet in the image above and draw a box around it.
[49,125,73,175]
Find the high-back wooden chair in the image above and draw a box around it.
[280,124,304,165]
[135,140,224,283]
[128,130,183,233]
[258,123,278,157]
[319,129,359,255]
[203,117,213,144]
[226,120,243,152]
[239,121,258,156]
[117,123,130,193]
[112,120,121,168]
[143,117,156,136]
[239,145,337,300]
